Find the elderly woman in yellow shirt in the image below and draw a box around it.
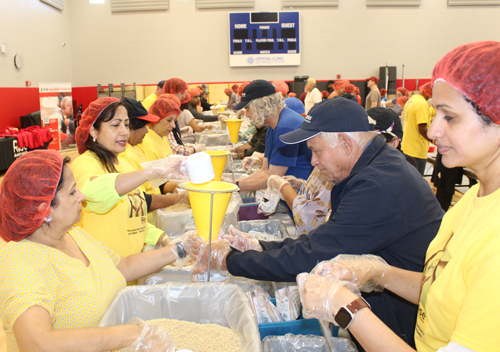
[0,150,182,351]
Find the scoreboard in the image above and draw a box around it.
[229,12,300,67]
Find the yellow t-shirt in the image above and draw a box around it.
[401,94,431,159]
[119,143,161,196]
[0,227,126,352]
[141,92,158,111]
[416,184,500,352]
[71,151,161,257]
[139,128,173,162]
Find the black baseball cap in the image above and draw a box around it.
[122,97,159,123]
[280,98,369,144]
[368,107,403,140]
[233,79,277,111]
[158,80,166,89]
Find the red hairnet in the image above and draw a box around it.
[231,84,239,91]
[344,84,356,93]
[397,87,409,97]
[158,93,181,108]
[238,82,250,96]
[366,76,380,84]
[432,41,500,124]
[181,92,191,105]
[288,92,297,98]
[272,80,289,96]
[224,88,232,95]
[380,88,387,96]
[419,82,433,98]
[162,78,188,94]
[333,81,345,90]
[397,96,409,105]
[322,90,329,98]
[355,86,360,95]
[0,150,63,242]
[187,88,201,98]
[75,97,121,155]
[149,98,181,125]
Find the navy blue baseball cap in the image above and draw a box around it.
[233,79,277,111]
[122,97,159,123]
[280,98,369,144]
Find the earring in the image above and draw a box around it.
[93,136,96,142]
[45,215,52,223]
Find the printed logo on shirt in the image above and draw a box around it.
[127,191,146,218]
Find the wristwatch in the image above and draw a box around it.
[334,297,371,329]
[176,243,186,259]
[235,180,240,188]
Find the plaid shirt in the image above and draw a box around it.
[166,133,193,156]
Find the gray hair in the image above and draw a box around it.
[321,131,377,149]
[246,92,284,127]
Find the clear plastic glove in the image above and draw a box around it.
[178,230,203,257]
[241,156,263,173]
[311,254,391,293]
[192,144,204,153]
[251,151,264,160]
[122,317,176,352]
[221,225,263,252]
[191,239,231,275]
[179,125,193,136]
[218,114,229,121]
[297,273,360,324]
[283,175,306,191]
[268,175,290,193]
[142,155,188,182]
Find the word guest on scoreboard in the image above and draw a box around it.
[229,12,300,67]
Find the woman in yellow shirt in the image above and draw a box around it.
[0,150,182,351]
[297,41,500,352]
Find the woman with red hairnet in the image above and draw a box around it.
[382,87,409,115]
[0,150,184,351]
[297,41,500,352]
[71,98,182,258]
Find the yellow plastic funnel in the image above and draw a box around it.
[205,150,230,181]
[180,181,239,241]
[226,119,243,144]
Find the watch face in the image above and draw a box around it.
[335,307,353,329]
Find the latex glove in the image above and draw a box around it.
[297,273,360,324]
[221,225,263,252]
[143,155,188,181]
[241,156,263,173]
[251,151,264,160]
[179,125,193,136]
[311,254,391,293]
[122,317,176,352]
[282,175,305,191]
[178,230,203,257]
[267,175,290,193]
[191,239,231,274]
[174,188,190,206]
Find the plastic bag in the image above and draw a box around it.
[195,131,230,146]
[98,283,261,352]
[246,286,283,324]
[241,156,263,173]
[274,283,301,321]
[121,317,176,352]
[262,334,358,352]
[141,155,189,188]
[236,219,290,239]
[258,188,281,216]
[191,238,231,283]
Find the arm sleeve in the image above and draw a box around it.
[313,89,322,104]
[80,173,126,214]
[268,128,299,168]
[371,91,381,102]
[167,133,192,156]
[227,178,405,282]
[189,106,218,122]
[416,102,431,125]
[437,341,476,352]
[144,222,164,246]
[144,192,152,212]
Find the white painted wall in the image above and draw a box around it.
[0,0,73,87]
[1,0,500,87]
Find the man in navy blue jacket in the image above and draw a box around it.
[191,98,444,350]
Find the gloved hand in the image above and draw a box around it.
[241,156,263,173]
[311,255,391,293]
[192,144,204,153]
[283,175,306,191]
[221,225,263,252]
[257,177,282,216]
[122,317,176,352]
[221,176,234,184]
[191,239,231,275]
[251,151,264,160]
[198,122,207,129]
[179,125,193,136]
[143,155,188,181]
[178,230,203,257]
[174,188,190,206]
[218,114,229,121]
[267,175,290,193]
[297,273,360,324]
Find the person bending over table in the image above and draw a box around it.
[0,150,185,352]
[231,80,313,192]
[298,41,500,352]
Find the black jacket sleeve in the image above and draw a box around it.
[188,105,218,122]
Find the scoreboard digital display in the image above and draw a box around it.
[229,12,300,67]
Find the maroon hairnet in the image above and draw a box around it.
[149,98,181,125]
[231,84,239,91]
[158,93,181,108]
[162,78,188,94]
[366,76,379,84]
[0,150,63,242]
[432,41,500,124]
[322,90,329,98]
[380,88,387,96]
[397,87,409,97]
[224,88,232,96]
[344,84,356,94]
[75,97,121,155]
[419,82,433,98]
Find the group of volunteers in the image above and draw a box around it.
[0,41,499,352]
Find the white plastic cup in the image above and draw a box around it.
[186,152,215,184]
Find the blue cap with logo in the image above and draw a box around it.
[280,97,369,144]
[233,79,277,111]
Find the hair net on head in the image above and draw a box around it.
[231,84,239,91]
[238,82,250,96]
[419,82,432,98]
[380,88,387,96]
[158,93,181,108]
[0,150,64,242]
[397,87,409,97]
[288,92,297,98]
[355,86,360,95]
[162,78,188,94]
[75,97,121,155]
[149,98,181,125]
[333,81,345,90]
[272,80,289,96]
[224,88,232,95]
[432,41,500,124]
[187,88,200,98]
[181,92,191,105]
[397,96,409,106]
[322,90,329,98]
[344,84,356,94]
